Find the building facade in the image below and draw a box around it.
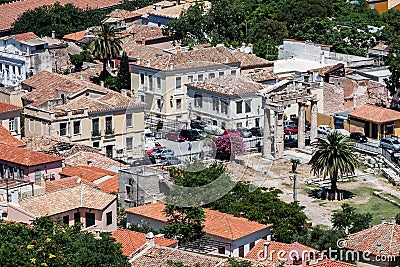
[0,101,21,138]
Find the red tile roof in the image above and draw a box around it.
[232,50,273,70]
[12,32,38,41]
[63,30,87,41]
[60,165,116,182]
[111,228,178,257]
[349,104,400,123]
[246,240,318,263]
[0,0,121,32]
[126,202,271,241]
[98,174,119,194]
[309,259,357,267]
[64,151,125,169]
[0,101,21,112]
[0,125,25,147]
[345,222,400,256]
[0,143,62,166]
[44,176,99,193]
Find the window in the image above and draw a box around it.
[198,74,204,81]
[106,211,113,225]
[218,246,225,254]
[176,99,182,110]
[194,94,203,108]
[85,212,96,227]
[208,72,215,79]
[8,167,14,179]
[221,100,228,114]
[156,76,161,89]
[245,100,251,113]
[74,212,80,224]
[176,76,182,90]
[212,98,219,112]
[157,99,162,110]
[250,242,255,250]
[9,118,15,131]
[105,116,113,135]
[140,73,145,85]
[73,121,81,135]
[35,170,41,182]
[17,169,24,178]
[0,165,4,178]
[239,245,245,257]
[236,101,243,114]
[140,95,145,102]
[92,118,100,136]
[219,71,225,77]
[221,121,226,129]
[188,75,193,83]
[126,113,133,127]
[236,122,242,128]
[126,137,133,151]
[59,122,67,136]
[93,142,100,148]
[63,215,69,225]
[148,75,153,90]
[231,69,237,76]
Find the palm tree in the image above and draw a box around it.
[309,131,358,200]
[91,23,122,80]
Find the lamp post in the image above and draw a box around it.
[291,158,300,202]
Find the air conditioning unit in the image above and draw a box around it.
[43,174,50,180]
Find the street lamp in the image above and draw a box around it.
[290,158,300,202]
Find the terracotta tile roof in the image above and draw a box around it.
[148,1,211,19]
[0,0,121,32]
[99,174,119,193]
[126,24,165,42]
[132,46,240,71]
[64,151,125,169]
[63,30,87,41]
[309,259,357,267]
[60,165,116,182]
[108,9,141,19]
[0,143,62,166]
[0,101,21,112]
[232,50,273,70]
[12,32,38,41]
[187,74,265,97]
[111,228,178,257]
[126,202,271,241]
[123,41,165,59]
[130,245,226,267]
[308,63,345,77]
[44,176,99,192]
[349,104,400,123]
[246,240,318,263]
[246,71,277,83]
[134,1,175,18]
[0,125,25,147]
[68,65,103,82]
[345,222,400,256]
[9,184,116,218]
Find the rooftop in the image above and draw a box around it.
[246,71,277,83]
[12,32,39,41]
[187,74,265,97]
[134,1,175,18]
[231,50,273,70]
[9,184,116,218]
[309,259,358,267]
[0,101,21,113]
[98,174,119,194]
[0,143,62,167]
[44,176,99,193]
[349,104,400,123]
[107,9,141,19]
[345,221,400,256]
[63,30,87,42]
[274,58,331,74]
[148,1,211,19]
[0,0,120,32]
[0,126,25,147]
[111,229,178,257]
[126,201,271,241]
[64,151,125,169]
[60,165,117,182]
[126,24,165,42]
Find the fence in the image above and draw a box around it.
[354,142,382,155]
[243,137,263,152]
[146,115,188,133]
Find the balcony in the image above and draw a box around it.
[105,128,115,135]
[92,130,101,137]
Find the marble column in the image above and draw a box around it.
[263,104,272,158]
[275,111,284,159]
[310,100,318,143]
[298,102,306,149]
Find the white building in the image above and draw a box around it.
[0,32,52,87]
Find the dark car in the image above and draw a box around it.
[284,125,298,134]
[164,131,185,142]
[391,152,400,165]
[237,128,253,138]
[180,129,200,141]
[284,137,311,148]
[250,127,264,137]
[190,119,207,130]
[349,132,368,143]
[160,155,181,165]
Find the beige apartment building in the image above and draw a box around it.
[21,71,145,160]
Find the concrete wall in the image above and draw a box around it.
[127,213,167,230]
[0,108,21,138]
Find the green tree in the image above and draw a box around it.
[117,51,131,91]
[118,0,159,11]
[309,131,358,200]
[91,23,122,81]
[384,42,400,98]
[70,53,85,71]
[0,217,129,267]
[332,203,372,233]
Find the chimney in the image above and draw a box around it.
[94,229,102,239]
[121,89,127,97]
[79,74,83,80]
[392,217,396,225]
[154,4,162,10]
[141,37,146,45]
[344,226,349,235]
[382,217,386,224]
[225,56,229,63]
[100,81,104,88]
[146,59,151,67]
[10,190,19,205]
[51,31,55,39]
[41,177,46,194]
[248,43,253,54]
[175,46,181,53]
[137,57,141,65]
[128,50,133,57]
[169,62,174,70]
[176,0,181,5]
[146,232,155,246]
[240,42,246,52]
[264,242,270,260]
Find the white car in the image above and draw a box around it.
[318,125,333,134]
[204,125,225,136]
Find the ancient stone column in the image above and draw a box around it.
[298,102,306,149]
[263,104,272,158]
[310,100,318,143]
[275,111,284,159]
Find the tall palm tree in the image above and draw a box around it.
[91,23,122,80]
[309,131,358,200]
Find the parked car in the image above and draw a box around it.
[164,131,185,142]
[150,148,175,159]
[350,132,367,143]
[380,138,400,151]
[317,125,333,134]
[284,120,296,128]
[284,137,311,148]
[180,129,200,141]
[204,125,225,136]
[195,129,207,138]
[190,119,207,130]
[237,128,253,138]
[284,125,299,134]
[250,127,263,137]
[145,141,165,155]
[226,128,241,136]
[160,155,181,165]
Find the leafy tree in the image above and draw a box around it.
[127,221,160,235]
[90,23,122,81]
[117,51,131,91]
[396,212,400,223]
[214,133,245,160]
[104,76,118,90]
[70,53,85,71]
[0,217,129,267]
[225,258,254,266]
[332,203,372,233]
[118,0,160,11]
[168,261,200,267]
[384,42,400,99]
[309,132,358,200]
[12,3,107,38]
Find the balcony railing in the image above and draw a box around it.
[105,128,115,135]
[92,130,101,137]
